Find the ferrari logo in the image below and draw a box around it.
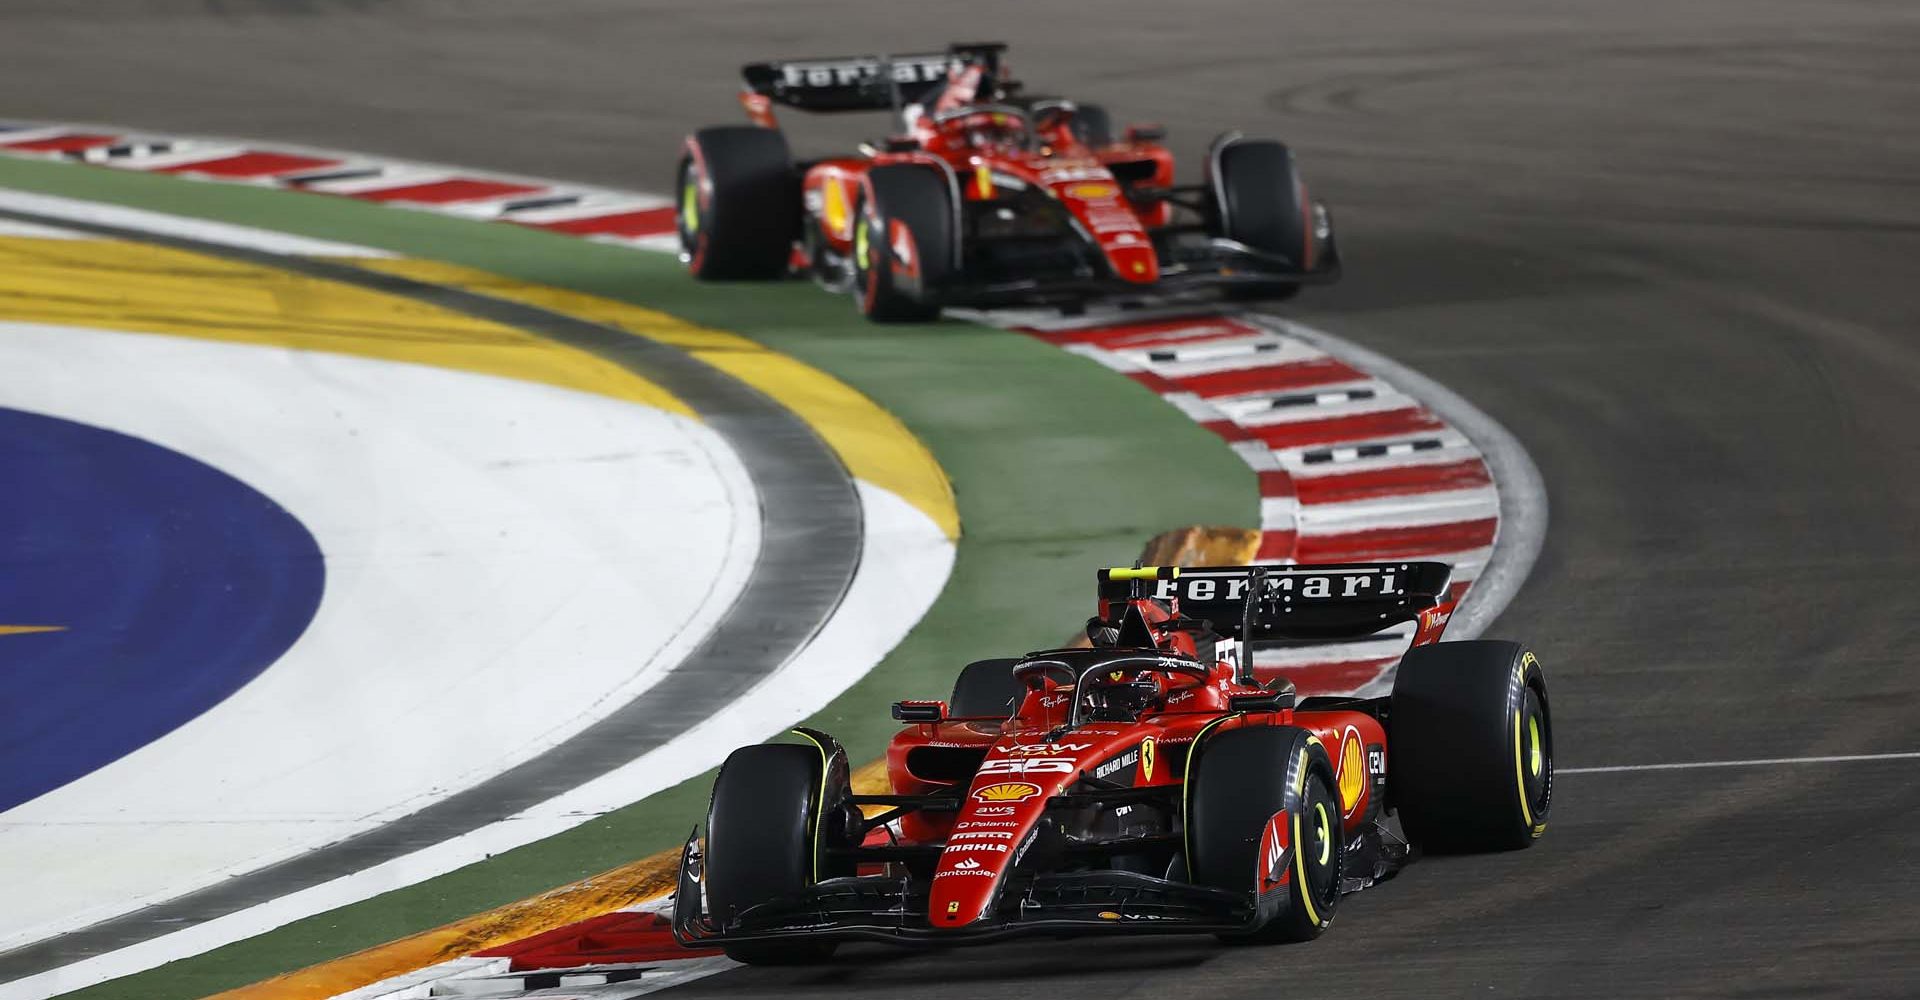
[947,901,960,915]
[1109,671,1124,682]
[1140,737,1156,782]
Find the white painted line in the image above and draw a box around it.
[0,322,759,954]
[1284,437,1484,478]
[0,188,396,257]
[1209,377,1384,419]
[1560,752,1920,775]
[504,196,673,225]
[298,168,454,195]
[0,217,90,239]
[1233,387,1414,428]
[0,484,954,1000]
[109,145,248,171]
[1296,485,1501,534]
[1159,390,1231,424]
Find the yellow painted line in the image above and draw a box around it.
[353,258,959,540]
[0,236,692,417]
[221,529,1249,1000]
[0,625,66,636]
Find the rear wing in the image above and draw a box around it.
[739,42,1007,113]
[1098,562,1453,643]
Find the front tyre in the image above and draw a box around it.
[1390,640,1553,853]
[1210,136,1327,302]
[1188,726,1343,943]
[853,164,955,323]
[704,740,851,964]
[677,126,798,280]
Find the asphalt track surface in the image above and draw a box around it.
[5,0,1919,996]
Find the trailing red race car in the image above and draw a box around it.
[675,42,1341,321]
[673,563,1552,962]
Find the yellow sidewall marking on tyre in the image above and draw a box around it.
[1512,652,1537,829]
[681,176,700,232]
[0,236,692,416]
[1291,748,1321,927]
[353,258,958,540]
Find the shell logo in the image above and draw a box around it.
[1065,182,1119,200]
[973,781,1042,803]
[821,179,850,239]
[1338,727,1366,816]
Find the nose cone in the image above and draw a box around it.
[929,779,1044,926]
[1047,173,1160,285]
[1106,242,1160,284]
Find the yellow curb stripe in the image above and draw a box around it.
[0,625,66,636]
[0,236,693,416]
[350,258,959,541]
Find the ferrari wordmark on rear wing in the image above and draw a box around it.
[1098,562,1453,643]
[739,42,1007,114]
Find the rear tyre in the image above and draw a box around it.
[949,658,1022,719]
[704,741,850,964]
[1188,726,1343,943]
[1390,641,1552,853]
[853,164,955,323]
[1211,137,1316,302]
[677,126,798,280]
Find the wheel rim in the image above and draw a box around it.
[680,173,701,233]
[1292,768,1341,921]
[677,159,706,269]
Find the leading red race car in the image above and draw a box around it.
[675,42,1341,321]
[673,562,1553,962]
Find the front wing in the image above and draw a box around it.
[669,831,1279,948]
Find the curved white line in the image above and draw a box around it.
[0,321,759,954]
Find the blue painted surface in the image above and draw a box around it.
[0,408,325,813]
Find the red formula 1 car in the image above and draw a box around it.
[674,42,1340,322]
[674,563,1552,962]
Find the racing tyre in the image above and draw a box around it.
[1390,641,1552,853]
[853,164,955,323]
[677,126,798,280]
[1188,726,1342,943]
[704,740,853,964]
[949,658,1022,719]
[1210,137,1319,302]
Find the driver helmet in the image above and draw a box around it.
[938,109,1028,153]
[1082,667,1168,722]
